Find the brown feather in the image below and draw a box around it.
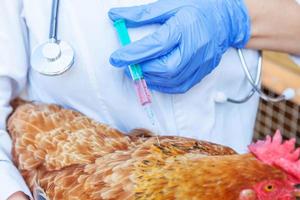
[7,102,289,200]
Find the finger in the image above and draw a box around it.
[143,36,223,88]
[146,68,202,94]
[139,46,194,87]
[140,47,185,78]
[146,52,221,92]
[108,0,182,27]
[110,19,181,67]
[144,64,195,88]
[122,68,184,93]
[123,62,200,94]
[123,47,183,82]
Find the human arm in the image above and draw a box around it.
[108,0,250,93]
[245,0,300,55]
[0,0,31,199]
[108,0,300,94]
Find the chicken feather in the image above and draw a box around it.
[7,102,300,200]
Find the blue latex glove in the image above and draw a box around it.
[109,0,251,94]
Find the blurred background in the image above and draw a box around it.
[254,52,300,145]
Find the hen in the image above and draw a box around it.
[7,102,300,200]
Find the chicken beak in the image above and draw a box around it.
[293,188,300,197]
[239,189,257,200]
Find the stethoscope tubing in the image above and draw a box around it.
[237,49,287,103]
[227,49,262,104]
[49,0,59,40]
[31,1,294,103]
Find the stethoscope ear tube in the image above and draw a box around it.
[225,49,262,104]
[49,0,60,40]
[226,50,262,104]
[224,49,295,104]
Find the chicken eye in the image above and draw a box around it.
[264,184,275,192]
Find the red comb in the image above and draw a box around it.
[249,130,300,182]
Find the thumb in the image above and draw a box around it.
[108,0,180,27]
[110,17,181,67]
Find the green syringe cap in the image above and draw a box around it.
[113,19,131,46]
[113,19,143,80]
[113,19,126,27]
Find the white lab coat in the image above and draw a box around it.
[0,0,299,199]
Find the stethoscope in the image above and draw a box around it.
[31,0,74,76]
[214,49,295,104]
[30,0,295,104]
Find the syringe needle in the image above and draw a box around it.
[143,103,155,126]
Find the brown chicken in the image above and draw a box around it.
[7,102,300,200]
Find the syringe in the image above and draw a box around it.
[113,19,155,126]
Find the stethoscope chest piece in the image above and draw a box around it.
[31,40,74,76]
[30,0,74,76]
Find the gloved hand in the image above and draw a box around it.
[108,0,251,94]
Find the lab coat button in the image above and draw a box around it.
[214,91,227,103]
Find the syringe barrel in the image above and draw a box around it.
[134,79,152,105]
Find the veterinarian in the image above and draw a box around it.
[1,0,300,199]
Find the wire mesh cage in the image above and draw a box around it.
[254,88,300,145]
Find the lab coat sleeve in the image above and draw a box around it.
[0,0,32,199]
